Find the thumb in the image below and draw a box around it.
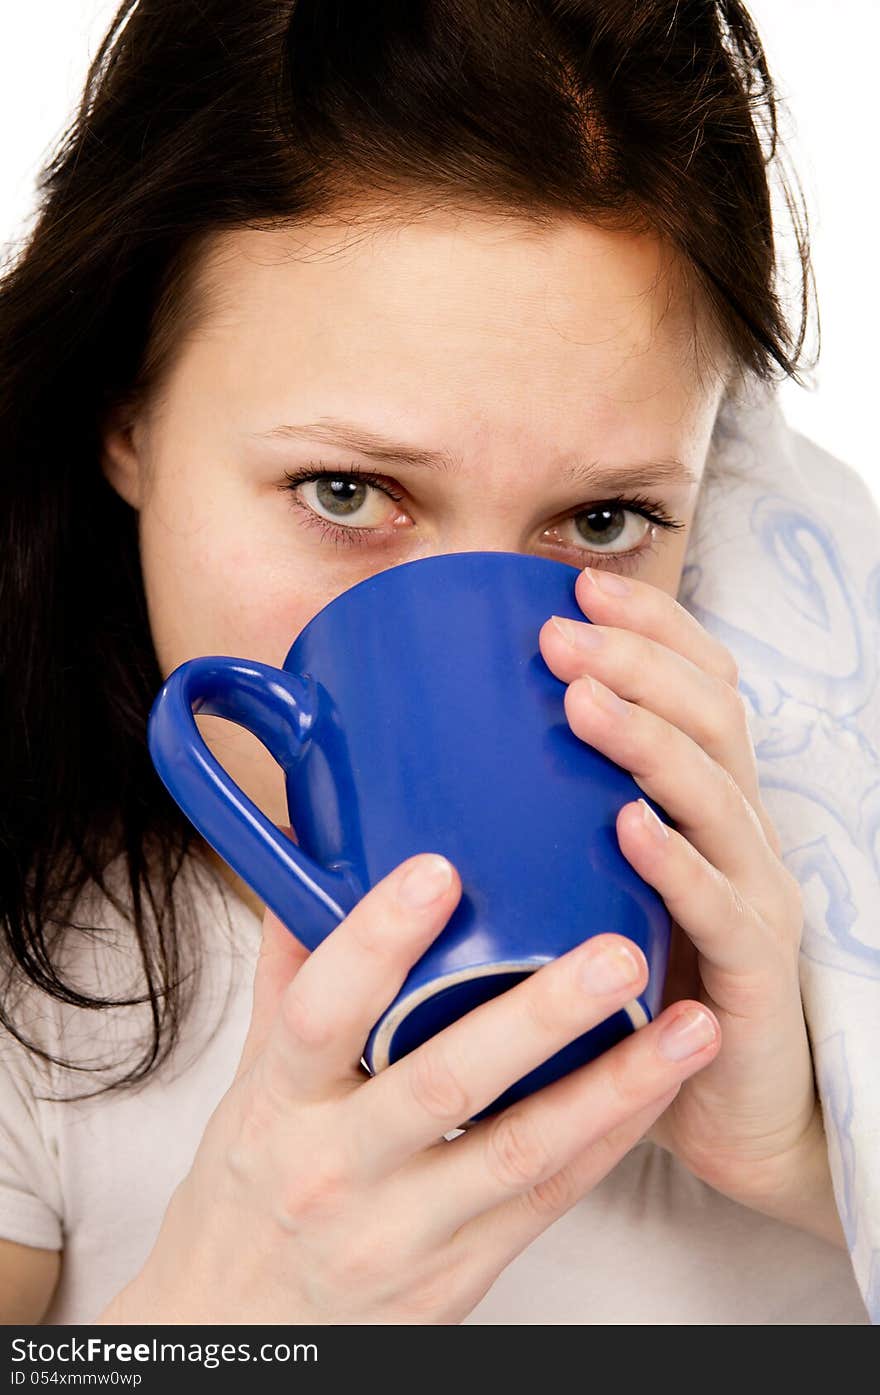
[233,826,311,1082]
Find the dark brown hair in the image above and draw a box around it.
[0,0,817,1096]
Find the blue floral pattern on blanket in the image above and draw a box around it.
[678,378,880,1323]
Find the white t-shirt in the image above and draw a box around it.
[0,853,868,1325]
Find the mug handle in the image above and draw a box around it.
[147,656,362,950]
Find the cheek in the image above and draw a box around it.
[138,504,331,679]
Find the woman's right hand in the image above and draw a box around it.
[97,847,721,1325]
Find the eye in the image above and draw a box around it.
[295,471,402,529]
[277,462,685,566]
[543,503,652,556]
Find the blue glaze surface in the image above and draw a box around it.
[148,551,671,1118]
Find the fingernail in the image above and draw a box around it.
[583,566,631,596]
[397,855,454,908]
[581,939,644,993]
[639,798,669,843]
[551,615,604,649]
[658,1007,718,1061]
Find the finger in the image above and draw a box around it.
[233,827,310,1083]
[614,798,802,980]
[539,614,765,818]
[561,671,782,898]
[615,802,809,1120]
[345,931,653,1176]
[558,570,785,860]
[571,566,740,686]
[457,1084,682,1271]
[398,997,718,1243]
[234,904,311,1083]
[258,852,462,1105]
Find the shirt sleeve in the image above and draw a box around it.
[0,1026,64,1250]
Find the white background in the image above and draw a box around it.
[1,1,877,501]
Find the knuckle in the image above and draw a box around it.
[725,683,753,742]
[347,906,400,964]
[716,645,740,688]
[523,970,568,1035]
[707,969,769,1018]
[277,1149,353,1226]
[223,1137,257,1188]
[730,876,754,924]
[520,1163,577,1219]
[653,713,680,769]
[723,875,753,933]
[723,681,750,735]
[326,1235,388,1290]
[486,1109,552,1192]
[698,682,748,753]
[602,1042,645,1117]
[407,1040,470,1123]
[732,676,749,714]
[279,985,334,1050]
[589,1118,632,1162]
[223,1077,281,1183]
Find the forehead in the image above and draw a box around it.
[169,208,723,431]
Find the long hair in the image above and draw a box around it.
[0,0,817,1097]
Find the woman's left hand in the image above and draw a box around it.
[538,564,823,1216]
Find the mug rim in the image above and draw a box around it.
[366,958,649,1073]
[284,549,582,664]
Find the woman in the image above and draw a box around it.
[0,0,870,1323]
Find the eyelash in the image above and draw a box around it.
[277,460,686,571]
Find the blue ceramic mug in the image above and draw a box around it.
[147,550,671,1124]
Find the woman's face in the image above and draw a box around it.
[102,206,728,914]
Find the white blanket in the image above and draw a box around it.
[681,375,880,1322]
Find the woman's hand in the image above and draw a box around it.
[539,565,830,1227]
[97,831,720,1325]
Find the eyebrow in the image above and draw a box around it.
[249,418,699,490]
